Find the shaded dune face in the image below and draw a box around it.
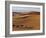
[12,11,40,31]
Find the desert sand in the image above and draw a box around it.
[12,11,40,31]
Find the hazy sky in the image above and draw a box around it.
[12,7,40,12]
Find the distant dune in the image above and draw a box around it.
[12,11,40,16]
[12,11,40,31]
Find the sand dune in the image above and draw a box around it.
[12,11,40,31]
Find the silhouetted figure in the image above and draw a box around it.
[20,25,24,27]
[16,25,19,28]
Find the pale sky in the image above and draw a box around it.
[12,7,40,13]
